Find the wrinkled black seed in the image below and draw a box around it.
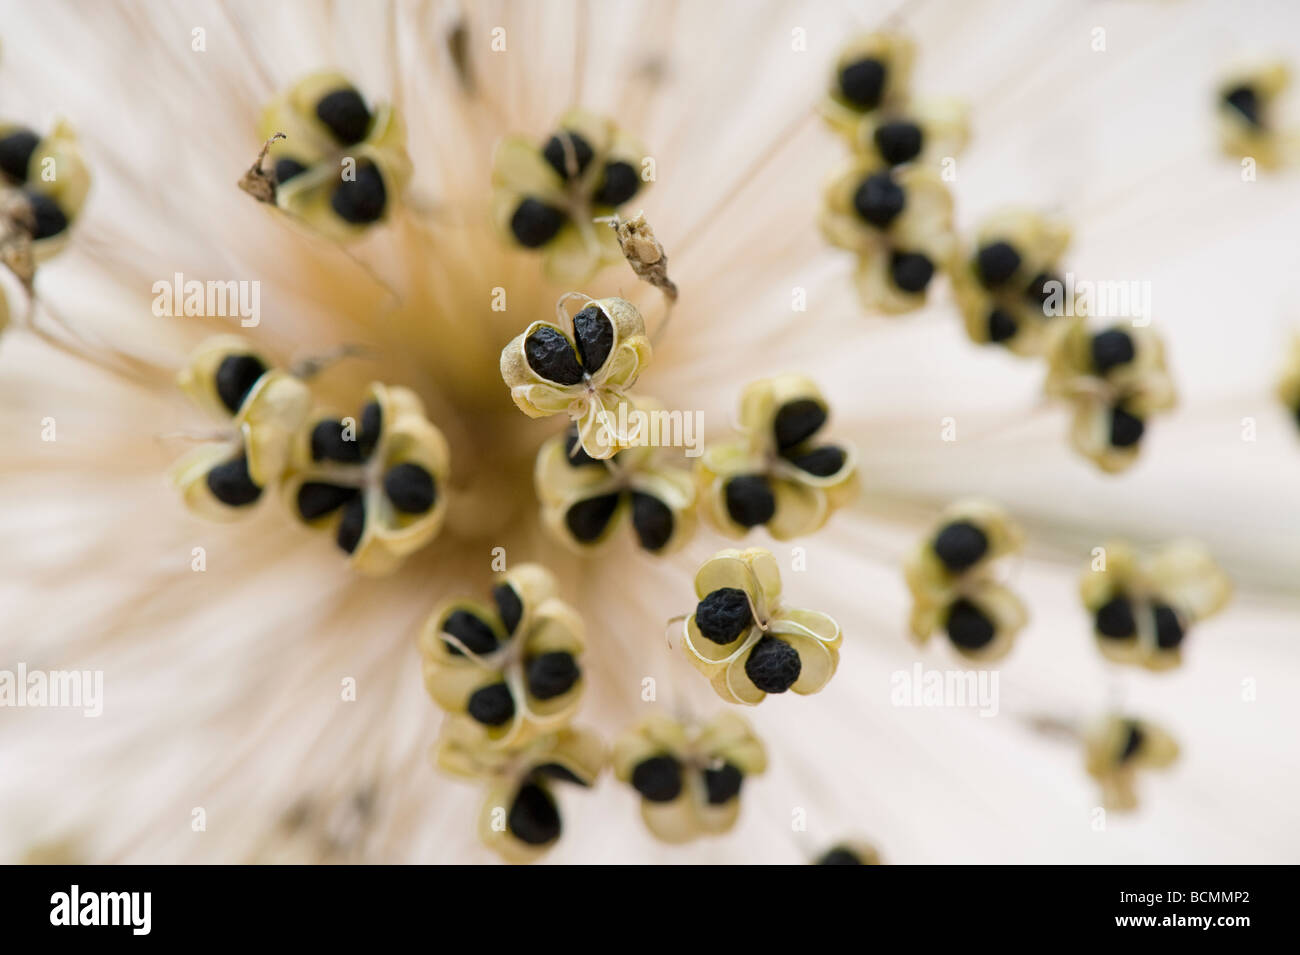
[383,462,436,514]
[525,325,584,385]
[335,495,366,554]
[274,157,308,184]
[593,160,639,206]
[509,198,565,248]
[976,241,1022,288]
[630,754,683,803]
[890,250,935,293]
[1091,329,1136,375]
[724,474,775,528]
[542,130,594,180]
[1119,721,1144,763]
[817,847,863,865]
[933,520,989,573]
[214,353,268,414]
[572,305,614,371]
[331,163,386,223]
[526,651,580,700]
[696,587,753,645]
[788,446,846,477]
[0,128,39,183]
[1025,271,1061,310]
[630,491,674,552]
[315,87,372,145]
[565,493,621,542]
[1095,595,1137,639]
[1223,85,1260,126]
[838,57,886,109]
[206,456,262,506]
[25,191,68,240]
[563,425,600,467]
[1110,405,1145,448]
[945,598,995,650]
[532,762,588,787]
[467,682,515,726]
[358,401,383,459]
[296,481,357,521]
[988,307,1019,343]
[1153,603,1185,649]
[852,171,905,228]
[310,419,362,463]
[745,636,801,693]
[493,584,523,636]
[874,120,923,165]
[703,763,744,805]
[773,398,827,450]
[508,781,561,846]
[442,609,500,656]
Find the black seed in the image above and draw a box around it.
[945,598,995,650]
[988,307,1018,343]
[630,754,683,803]
[0,128,39,183]
[331,163,387,224]
[890,251,935,293]
[572,305,614,372]
[525,325,584,385]
[383,462,436,514]
[25,191,68,240]
[852,171,905,228]
[724,474,775,528]
[564,493,621,542]
[1109,405,1145,448]
[358,401,383,459]
[630,491,674,552]
[1091,329,1136,375]
[466,682,515,726]
[933,520,989,573]
[442,609,500,656]
[744,635,801,693]
[274,157,308,184]
[493,584,523,636]
[703,763,744,804]
[1095,595,1137,639]
[695,587,753,645]
[1119,721,1144,763]
[214,353,268,414]
[838,57,886,109]
[532,762,588,787]
[336,495,366,554]
[1153,603,1185,649]
[542,130,594,180]
[788,446,846,477]
[976,241,1021,288]
[296,481,357,521]
[817,847,863,865]
[206,455,262,506]
[508,782,561,846]
[310,419,362,463]
[873,120,923,165]
[526,651,580,701]
[593,160,640,206]
[773,398,827,450]
[315,87,372,145]
[1223,84,1260,126]
[563,425,599,467]
[510,198,565,248]
[1025,271,1061,310]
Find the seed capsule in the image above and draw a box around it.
[852,98,969,170]
[820,33,916,139]
[813,840,883,865]
[1216,62,1292,170]
[1084,714,1179,811]
[0,119,90,282]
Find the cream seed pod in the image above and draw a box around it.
[1044,318,1177,473]
[820,32,916,141]
[492,109,649,284]
[1080,540,1231,671]
[436,723,605,864]
[1217,62,1294,170]
[697,374,857,540]
[612,712,767,844]
[813,840,883,865]
[851,98,969,170]
[820,157,955,313]
[904,500,1028,662]
[500,293,651,460]
[683,548,843,704]
[534,419,696,555]
[950,208,1075,356]
[281,382,450,575]
[0,119,91,278]
[1084,714,1179,811]
[1275,335,1300,432]
[170,335,311,520]
[256,73,412,241]
[419,563,585,748]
